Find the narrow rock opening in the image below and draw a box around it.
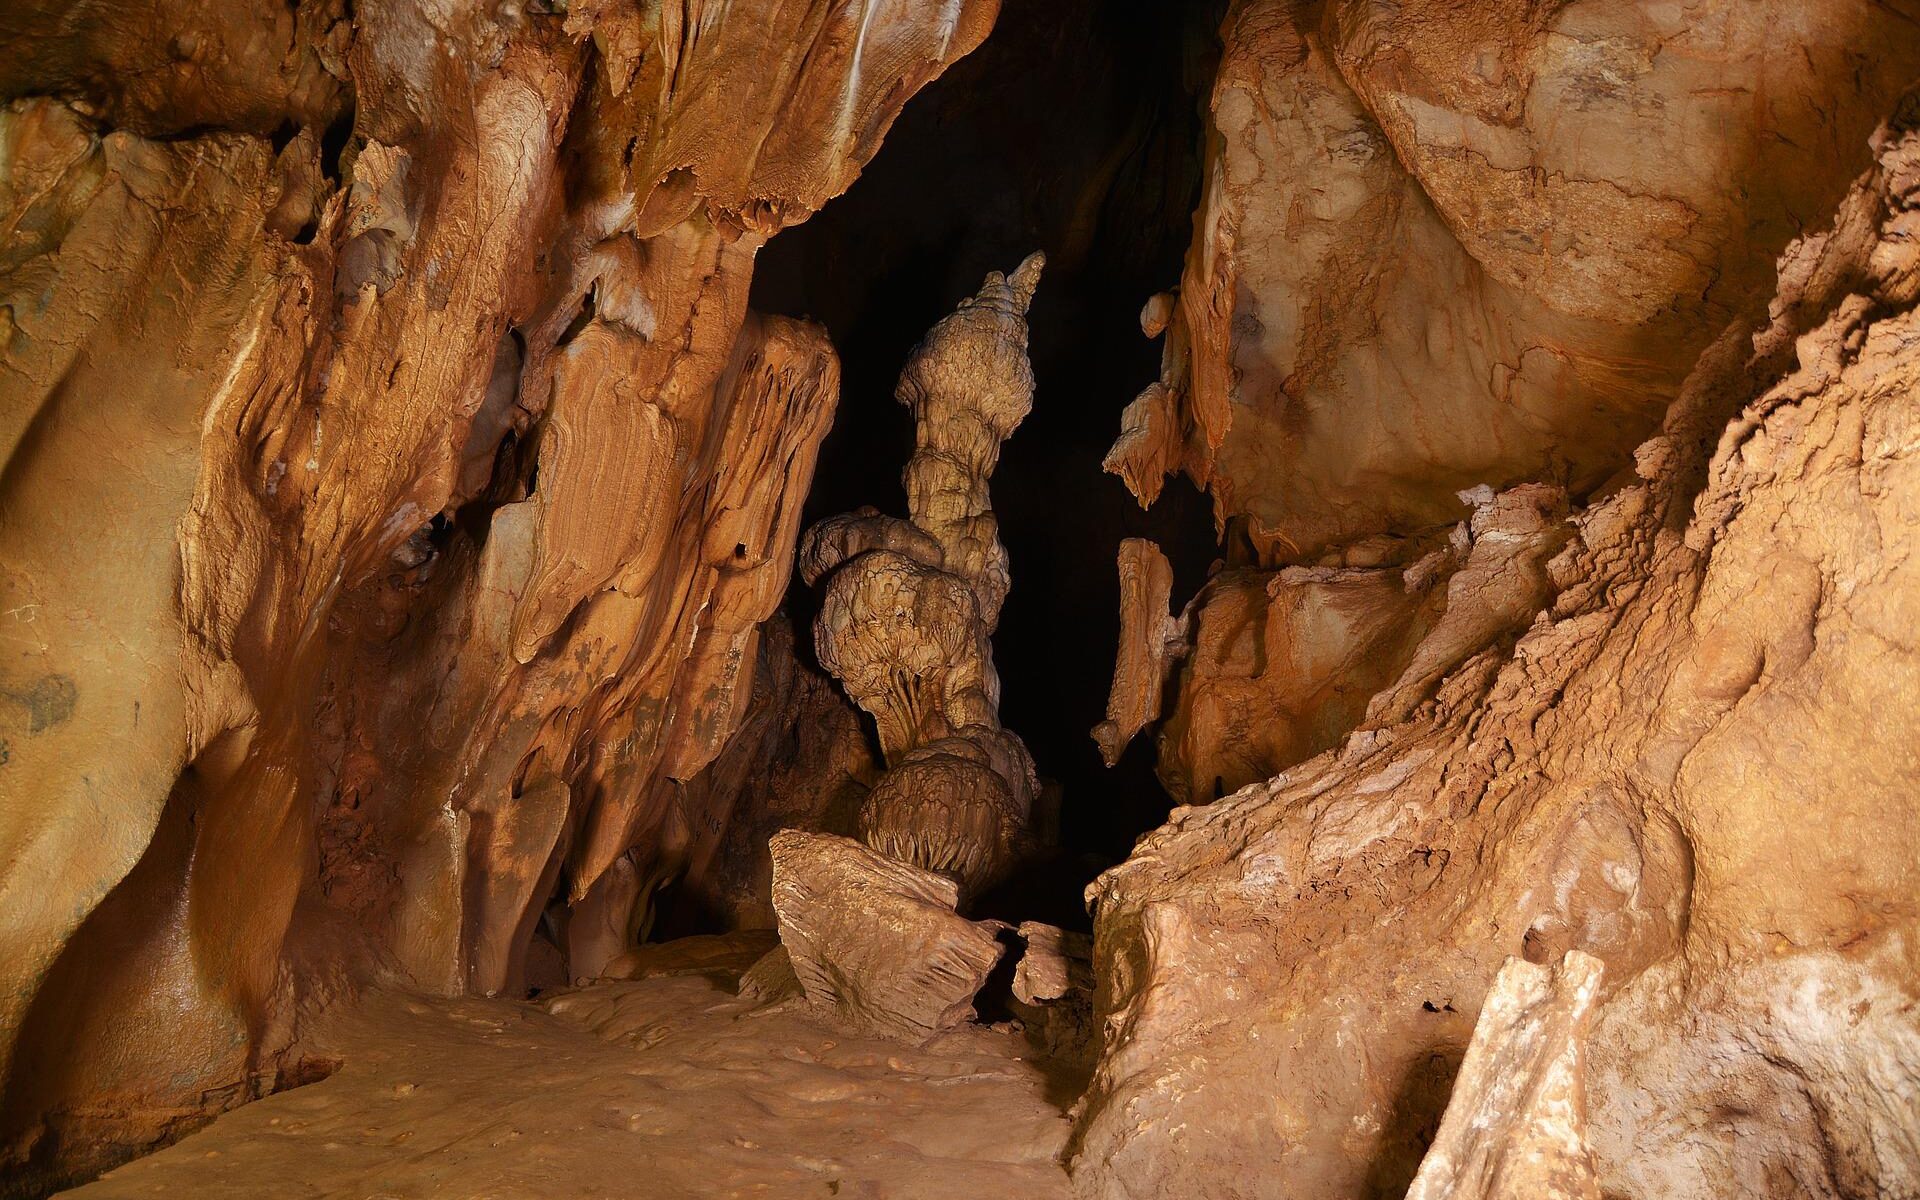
[743,0,1227,922]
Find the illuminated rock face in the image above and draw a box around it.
[0,0,998,1184]
[769,829,1006,1043]
[1074,81,1920,1200]
[805,254,1045,900]
[1109,0,1920,562]
[1404,951,1606,1200]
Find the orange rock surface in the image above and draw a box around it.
[0,0,998,1186]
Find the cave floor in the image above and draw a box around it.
[66,945,1078,1199]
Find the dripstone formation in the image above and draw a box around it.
[800,252,1045,901]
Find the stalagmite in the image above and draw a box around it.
[805,253,1045,898]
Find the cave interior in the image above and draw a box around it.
[1,0,1918,1197]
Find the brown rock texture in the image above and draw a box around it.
[1072,100,1920,1200]
[1011,921,1098,1072]
[6,0,1920,1195]
[1110,0,1920,560]
[653,613,882,935]
[1100,0,1920,816]
[1091,538,1183,769]
[769,830,1007,1044]
[0,0,998,1185]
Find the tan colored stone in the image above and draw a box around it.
[0,0,998,1181]
[1072,107,1920,1200]
[804,256,1046,896]
[1091,539,1185,768]
[1013,922,1093,1008]
[769,830,1006,1043]
[1109,0,1920,560]
[1405,952,1604,1200]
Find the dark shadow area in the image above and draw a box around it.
[753,0,1228,889]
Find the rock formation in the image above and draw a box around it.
[1404,951,1604,1200]
[1107,0,1920,562]
[5,0,1920,1196]
[1090,539,1183,769]
[769,830,1007,1043]
[1100,0,1920,800]
[0,0,999,1186]
[803,253,1045,898]
[1074,83,1920,1200]
[650,614,882,935]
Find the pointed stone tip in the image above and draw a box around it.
[1008,251,1045,311]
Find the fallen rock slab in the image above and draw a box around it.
[769,830,1006,1042]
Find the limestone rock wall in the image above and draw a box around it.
[1074,89,1920,1200]
[0,0,996,1185]
[1100,0,1920,810]
[1111,0,1920,560]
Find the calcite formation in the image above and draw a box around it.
[1108,0,1920,561]
[0,0,999,1185]
[4,0,1920,1196]
[803,253,1045,898]
[1073,98,1920,1200]
[1090,539,1182,769]
[1404,951,1604,1200]
[1010,921,1098,1071]
[653,614,881,935]
[1100,484,1569,804]
[1098,0,1920,819]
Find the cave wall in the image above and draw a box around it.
[0,0,998,1184]
[1113,0,1920,559]
[1104,0,1920,806]
[1079,2,1920,1197]
[2,0,1918,1196]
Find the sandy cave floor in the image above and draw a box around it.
[64,941,1079,1199]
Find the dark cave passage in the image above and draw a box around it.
[748,0,1227,913]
